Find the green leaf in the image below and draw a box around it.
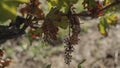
[74,0,84,13]
[34,28,43,35]
[46,8,69,29]
[78,63,82,68]
[45,64,51,68]
[107,14,118,25]
[104,0,111,6]
[78,59,86,68]
[0,0,28,22]
[47,0,66,9]
[54,16,69,29]
[27,32,33,45]
[47,0,78,13]
[98,17,108,36]
[83,0,96,9]
[64,0,78,5]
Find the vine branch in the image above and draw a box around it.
[63,1,120,17]
[0,0,120,43]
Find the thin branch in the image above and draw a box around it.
[63,1,120,17]
[98,0,120,12]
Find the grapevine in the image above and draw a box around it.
[0,0,120,66]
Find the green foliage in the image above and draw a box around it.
[64,0,79,5]
[0,0,118,68]
[47,0,79,13]
[106,13,118,25]
[54,16,69,29]
[47,0,68,13]
[74,0,84,13]
[46,7,69,29]
[98,17,108,36]
[82,0,96,10]
[27,28,43,45]
[0,0,28,22]
[45,64,51,68]
[78,64,82,68]
[78,59,86,68]
[98,13,118,36]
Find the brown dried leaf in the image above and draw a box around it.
[20,0,44,19]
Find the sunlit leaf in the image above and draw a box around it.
[64,0,78,5]
[104,0,111,6]
[0,0,29,22]
[47,0,78,13]
[107,14,118,25]
[98,17,108,36]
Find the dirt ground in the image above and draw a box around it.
[1,18,120,68]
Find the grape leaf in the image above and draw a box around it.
[54,16,69,29]
[106,14,118,25]
[64,0,78,5]
[47,0,64,9]
[82,0,96,9]
[98,17,108,36]
[0,0,28,22]
[47,0,78,13]
[46,7,69,29]
[104,0,111,6]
